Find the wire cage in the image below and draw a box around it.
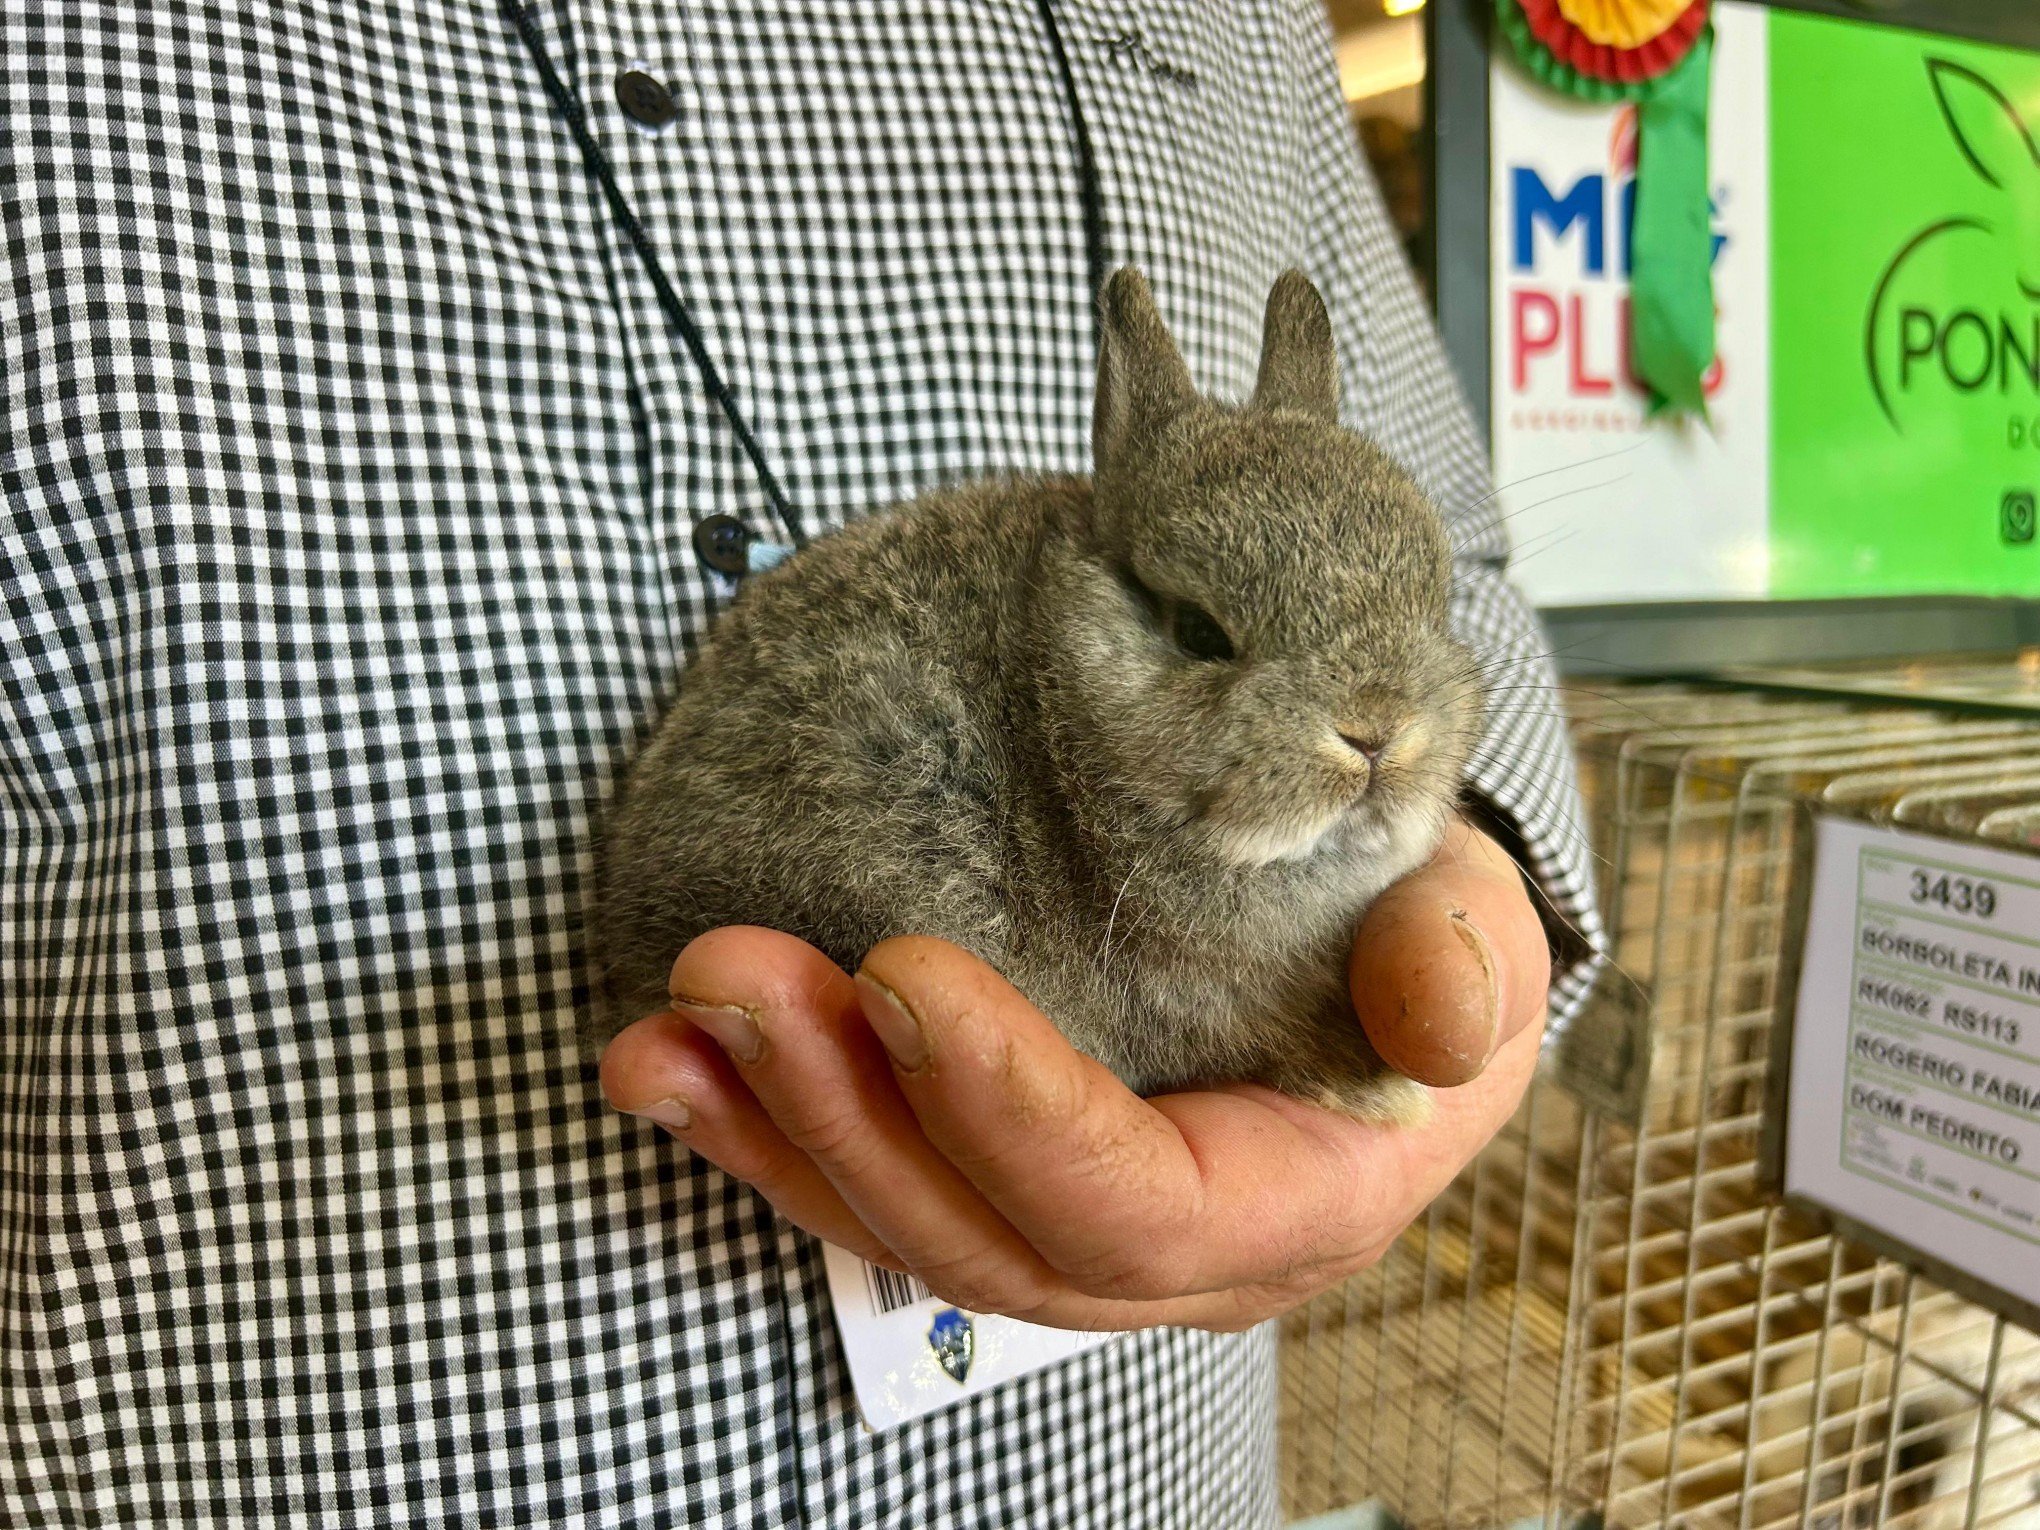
[1279,676,2040,1529]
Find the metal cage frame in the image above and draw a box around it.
[1279,683,2040,1529]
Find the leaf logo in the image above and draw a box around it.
[1929,58,2040,209]
[1865,58,2040,431]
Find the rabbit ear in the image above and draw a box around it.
[1928,57,2040,191]
[1094,267,1195,474]
[1251,269,1339,423]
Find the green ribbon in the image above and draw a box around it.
[1495,3,1717,418]
[1630,30,1715,418]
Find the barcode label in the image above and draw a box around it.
[863,1262,934,1314]
[821,1241,1114,1429]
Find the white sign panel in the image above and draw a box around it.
[1488,1,1771,604]
[1782,816,2040,1318]
[821,1243,1116,1430]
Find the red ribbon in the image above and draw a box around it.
[1518,0,1708,84]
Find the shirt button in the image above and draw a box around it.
[615,70,676,129]
[693,514,753,576]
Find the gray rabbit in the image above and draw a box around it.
[594,268,1485,1122]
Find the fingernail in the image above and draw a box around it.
[670,996,764,1064]
[630,1095,693,1133]
[855,973,928,1072]
[1448,910,1502,1063]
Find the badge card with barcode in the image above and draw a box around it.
[820,1242,1118,1429]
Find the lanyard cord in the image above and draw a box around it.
[502,0,806,550]
[505,0,1108,557]
[1033,0,1111,344]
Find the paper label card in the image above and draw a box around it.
[1779,815,2040,1322]
[820,1242,1117,1431]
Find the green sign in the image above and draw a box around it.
[1771,12,2040,597]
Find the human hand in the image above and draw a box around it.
[599,818,1549,1331]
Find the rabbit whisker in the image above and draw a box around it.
[1098,851,1150,976]
[1095,811,1199,979]
[1458,438,1651,518]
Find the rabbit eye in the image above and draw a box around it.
[1114,564,1234,662]
[1169,601,1234,662]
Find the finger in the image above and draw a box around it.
[1148,1007,1542,1292]
[592,1001,1220,1326]
[599,934,1534,1338]
[1348,818,1550,1087]
[857,935,1425,1302]
[1169,999,1547,1302]
[663,927,1086,1321]
[632,936,1361,1333]
[1330,1002,1546,1265]
[599,1009,906,1271]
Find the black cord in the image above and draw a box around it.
[502,0,806,550]
[1032,0,1110,341]
[509,0,1105,548]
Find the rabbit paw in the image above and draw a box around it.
[1285,1068,1432,1127]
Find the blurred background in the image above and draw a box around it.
[1287,5,2040,1527]
[1331,0,1431,279]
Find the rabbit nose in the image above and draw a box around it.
[1337,731,1385,763]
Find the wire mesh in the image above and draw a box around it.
[1278,679,2040,1529]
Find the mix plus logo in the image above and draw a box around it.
[1505,108,1730,413]
[1866,60,2040,442]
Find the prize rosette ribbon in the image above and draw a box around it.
[1497,0,1716,417]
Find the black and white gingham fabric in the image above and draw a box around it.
[1,2,1601,1524]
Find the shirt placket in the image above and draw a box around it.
[519,1,795,618]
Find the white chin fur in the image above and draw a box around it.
[1210,801,1448,875]
[1208,810,1350,868]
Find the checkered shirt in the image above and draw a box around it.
[1,1,1600,1524]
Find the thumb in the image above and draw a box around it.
[1349,818,1550,1088]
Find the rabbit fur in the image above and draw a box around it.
[594,268,1486,1121]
